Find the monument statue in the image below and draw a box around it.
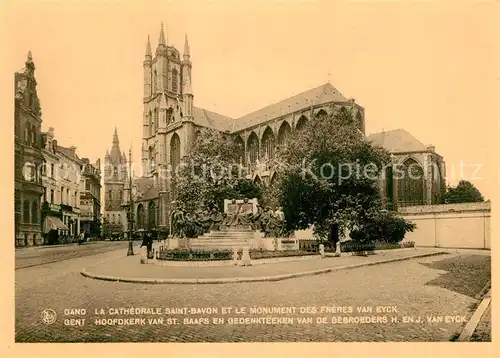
[235,198,254,226]
[185,212,203,237]
[261,206,276,237]
[274,207,286,237]
[249,204,264,230]
[209,206,224,231]
[222,199,240,227]
[169,202,186,238]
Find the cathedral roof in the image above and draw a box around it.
[232,82,348,131]
[190,82,350,133]
[133,177,154,196]
[192,107,234,132]
[367,129,428,153]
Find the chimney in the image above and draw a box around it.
[52,139,58,149]
[426,145,435,152]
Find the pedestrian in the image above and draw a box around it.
[78,231,86,245]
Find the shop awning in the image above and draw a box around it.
[43,216,69,233]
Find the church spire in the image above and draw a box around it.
[183,34,190,60]
[145,35,152,58]
[158,23,166,46]
[113,127,119,145]
[24,50,35,75]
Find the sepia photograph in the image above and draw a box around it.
[3,0,498,355]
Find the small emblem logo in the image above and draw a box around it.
[41,309,57,325]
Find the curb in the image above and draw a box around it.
[80,251,448,285]
[457,289,492,342]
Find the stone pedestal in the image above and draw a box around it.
[335,241,341,256]
[319,243,325,258]
[140,247,148,264]
[240,246,252,266]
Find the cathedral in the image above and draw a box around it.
[103,24,446,235]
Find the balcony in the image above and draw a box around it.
[60,204,73,212]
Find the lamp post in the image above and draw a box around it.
[127,148,134,256]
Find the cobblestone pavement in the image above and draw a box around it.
[15,241,132,269]
[84,248,442,279]
[15,248,490,343]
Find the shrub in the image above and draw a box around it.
[158,249,233,261]
[362,211,416,243]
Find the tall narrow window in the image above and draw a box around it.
[23,200,30,224]
[172,69,178,93]
[397,158,424,207]
[277,122,292,147]
[31,200,38,224]
[170,133,181,169]
[261,127,275,161]
[247,132,259,164]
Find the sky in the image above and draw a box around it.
[2,0,498,200]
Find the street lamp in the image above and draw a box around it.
[127,148,134,256]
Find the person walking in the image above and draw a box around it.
[78,231,86,245]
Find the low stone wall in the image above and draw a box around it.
[399,202,491,249]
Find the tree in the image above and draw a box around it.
[173,128,262,212]
[444,180,484,204]
[273,108,393,242]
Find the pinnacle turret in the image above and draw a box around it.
[145,35,152,58]
[183,34,190,60]
[158,23,166,46]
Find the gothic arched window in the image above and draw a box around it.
[296,115,308,131]
[170,133,181,169]
[150,109,155,136]
[397,158,424,207]
[148,110,152,136]
[234,135,245,165]
[247,132,259,164]
[136,203,145,229]
[316,109,327,118]
[172,68,178,93]
[261,127,275,161]
[153,69,157,93]
[277,121,291,147]
[148,201,156,230]
[23,200,30,224]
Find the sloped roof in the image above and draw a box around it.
[56,145,81,162]
[141,185,158,201]
[367,129,428,153]
[191,82,350,133]
[133,177,154,195]
[192,107,234,132]
[231,82,348,131]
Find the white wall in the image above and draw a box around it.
[400,202,491,249]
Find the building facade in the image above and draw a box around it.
[40,127,68,244]
[80,157,102,237]
[367,129,446,209]
[102,128,128,237]
[14,52,45,247]
[53,143,83,239]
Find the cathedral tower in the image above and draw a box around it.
[103,127,128,233]
[140,24,196,231]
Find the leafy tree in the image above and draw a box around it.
[173,128,262,212]
[273,108,394,242]
[443,180,484,203]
